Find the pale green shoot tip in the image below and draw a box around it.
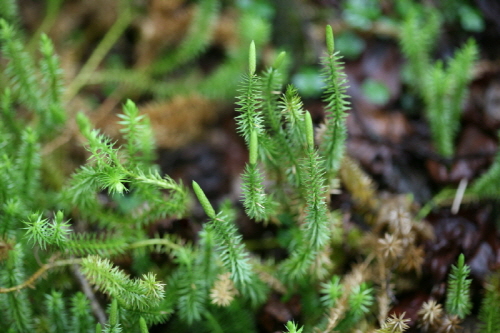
[139,317,149,333]
[285,321,304,333]
[249,130,258,165]
[457,253,465,268]
[326,25,334,55]
[249,41,256,75]
[192,181,216,219]
[273,51,286,69]
[305,111,314,149]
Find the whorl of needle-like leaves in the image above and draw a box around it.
[39,33,66,128]
[24,210,128,256]
[45,290,69,333]
[209,212,253,287]
[16,128,41,203]
[279,244,316,284]
[279,112,330,283]
[0,19,40,112]
[445,253,472,319]
[478,282,500,333]
[320,275,343,308]
[235,44,264,144]
[280,85,307,148]
[335,283,374,331]
[0,20,65,134]
[81,256,165,312]
[422,40,477,157]
[399,6,477,158]
[300,148,329,250]
[446,39,477,134]
[66,233,128,257]
[399,6,440,92]
[241,131,274,222]
[169,263,207,324]
[284,321,304,333]
[70,292,96,333]
[118,99,156,169]
[193,182,253,287]
[261,51,286,133]
[241,163,271,222]
[66,110,188,222]
[23,211,70,250]
[319,25,350,177]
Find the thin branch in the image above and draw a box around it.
[0,258,81,293]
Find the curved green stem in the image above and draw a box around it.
[0,258,82,293]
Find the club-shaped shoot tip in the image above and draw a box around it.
[192,181,216,219]
[249,41,256,75]
[326,25,334,55]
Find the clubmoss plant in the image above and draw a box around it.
[1,3,500,332]
[445,253,472,319]
[400,5,478,158]
[478,276,500,333]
